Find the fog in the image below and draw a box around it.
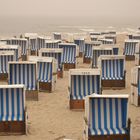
[0,0,139,18]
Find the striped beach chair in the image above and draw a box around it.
[45,40,59,48]
[0,51,16,81]
[59,43,78,70]
[28,56,57,92]
[84,94,130,140]
[37,36,45,50]
[39,48,63,78]
[99,38,114,45]
[74,38,85,57]
[7,38,28,61]
[132,34,140,40]
[105,34,117,44]
[98,55,126,89]
[0,45,21,61]
[92,46,113,68]
[68,69,101,110]
[83,42,101,64]
[0,84,27,134]
[131,66,140,106]
[53,32,62,40]
[123,39,139,60]
[135,43,140,65]
[8,61,38,101]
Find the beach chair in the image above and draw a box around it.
[105,34,117,44]
[7,38,28,61]
[0,44,21,61]
[91,46,113,68]
[8,61,38,101]
[39,48,63,78]
[84,94,131,140]
[68,69,101,110]
[53,32,62,40]
[123,39,139,60]
[135,43,140,65]
[0,84,27,135]
[98,55,126,89]
[90,35,98,41]
[131,66,140,106]
[59,43,78,70]
[0,51,16,81]
[37,36,45,50]
[45,40,59,48]
[83,42,101,64]
[98,38,114,45]
[74,38,85,57]
[28,56,57,92]
[132,34,140,40]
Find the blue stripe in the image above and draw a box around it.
[6,89,9,120]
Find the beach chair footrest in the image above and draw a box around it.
[70,99,85,110]
[39,82,52,92]
[26,90,38,101]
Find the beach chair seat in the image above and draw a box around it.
[9,62,38,101]
[0,85,27,135]
[98,55,125,89]
[69,69,101,110]
[84,94,131,140]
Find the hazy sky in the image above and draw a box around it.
[0,0,139,18]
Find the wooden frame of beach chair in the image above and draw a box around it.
[8,61,38,101]
[74,38,85,57]
[0,51,15,81]
[91,46,113,68]
[123,39,139,61]
[28,56,57,93]
[68,69,101,110]
[59,43,78,71]
[0,84,27,135]
[131,66,140,106]
[39,48,64,78]
[98,55,126,89]
[8,38,29,61]
[0,44,21,61]
[84,94,131,140]
[135,43,140,65]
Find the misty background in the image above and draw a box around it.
[0,0,140,36]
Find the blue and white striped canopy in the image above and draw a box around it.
[60,45,76,64]
[45,41,59,48]
[84,43,93,58]
[88,97,128,135]
[9,63,37,90]
[0,87,24,121]
[7,39,28,55]
[0,47,19,61]
[101,59,124,80]
[38,62,52,82]
[92,49,112,68]
[70,75,100,100]
[30,38,37,51]
[74,39,85,53]
[37,37,45,50]
[123,41,138,56]
[0,55,14,73]
[42,52,62,70]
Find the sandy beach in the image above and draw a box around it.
[0,33,140,140]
